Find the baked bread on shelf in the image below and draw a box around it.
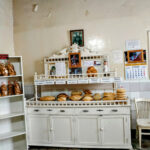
[82,95,93,101]
[40,96,55,101]
[70,95,82,101]
[71,91,82,96]
[116,88,126,100]
[103,92,115,100]
[93,93,101,100]
[86,66,97,77]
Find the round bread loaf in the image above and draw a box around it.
[40,96,55,101]
[117,88,126,93]
[70,95,82,101]
[57,97,67,101]
[82,96,93,101]
[83,89,92,94]
[57,93,68,98]
[93,93,101,100]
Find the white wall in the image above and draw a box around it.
[0,0,14,55]
[13,0,150,83]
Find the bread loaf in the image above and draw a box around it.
[40,96,55,101]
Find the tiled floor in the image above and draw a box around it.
[29,139,150,150]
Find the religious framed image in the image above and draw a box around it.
[127,50,144,63]
[69,52,81,68]
[70,29,84,46]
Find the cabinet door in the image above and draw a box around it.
[50,116,74,145]
[76,116,100,145]
[28,115,49,144]
[100,116,126,146]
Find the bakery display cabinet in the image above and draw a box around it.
[26,45,132,149]
[0,56,27,150]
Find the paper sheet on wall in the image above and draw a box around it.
[112,50,123,64]
[84,61,94,66]
[55,62,66,76]
[126,40,141,50]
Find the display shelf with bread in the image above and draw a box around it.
[0,56,27,150]
[25,45,132,149]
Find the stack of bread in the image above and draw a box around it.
[86,66,97,77]
[57,93,68,101]
[40,96,55,101]
[116,88,126,100]
[82,90,93,101]
[69,91,82,101]
[103,92,115,100]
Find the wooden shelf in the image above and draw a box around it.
[0,75,22,78]
[0,130,26,140]
[0,94,23,99]
[0,112,24,120]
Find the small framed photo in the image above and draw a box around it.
[69,68,82,75]
[70,29,84,46]
[69,52,81,68]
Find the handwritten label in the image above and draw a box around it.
[114,77,122,82]
[101,78,113,83]
[55,80,66,84]
[67,80,77,84]
[35,80,54,85]
[78,79,89,84]
[89,78,100,83]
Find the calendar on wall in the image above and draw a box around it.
[124,50,148,80]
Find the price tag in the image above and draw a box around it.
[34,80,45,85]
[67,80,78,84]
[45,80,54,85]
[101,78,113,83]
[55,80,66,84]
[114,77,122,82]
[78,79,89,84]
[89,78,100,83]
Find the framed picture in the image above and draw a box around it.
[69,68,82,75]
[70,29,84,46]
[127,50,144,63]
[69,52,81,68]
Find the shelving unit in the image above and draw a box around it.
[26,49,132,149]
[0,56,27,150]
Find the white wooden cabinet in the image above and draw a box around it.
[26,102,132,149]
[75,116,100,145]
[50,116,74,145]
[28,115,49,145]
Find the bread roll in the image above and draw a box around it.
[40,96,55,101]
[93,93,101,100]
[57,97,66,101]
[57,93,68,98]
[70,95,82,101]
[83,89,92,94]
[82,96,93,101]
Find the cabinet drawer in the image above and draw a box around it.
[76,107,130,115]
[27,108,75,115]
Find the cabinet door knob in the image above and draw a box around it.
[111,109,118,112]
[34,109,39,112]
[47,109,52,111]
[60,110,65,112]
[97,109,103,111]
[99,115,103,117]
[83,110,89,112]
[100,128,104,131]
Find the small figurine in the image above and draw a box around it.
[0,63,8,76]
[14,81,22,95]
[103,60,108,73]
[1,83,8,96]
[7,62,16,76]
